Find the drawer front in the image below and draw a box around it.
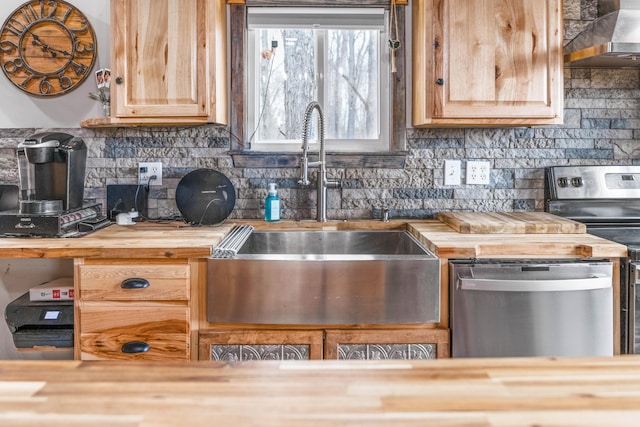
[78,264,190,301]
[79,306,190,360]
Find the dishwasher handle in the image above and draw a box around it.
[459,276,611,292]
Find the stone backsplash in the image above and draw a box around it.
[0,0,639,222]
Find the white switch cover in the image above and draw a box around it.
[444,160,461,186]
[466,161,491,185]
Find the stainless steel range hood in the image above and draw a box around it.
[565,0,640,68]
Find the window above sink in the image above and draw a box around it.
[246,7,390,153]
[229,0,408,169]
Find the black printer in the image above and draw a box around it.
[5,292,74,349]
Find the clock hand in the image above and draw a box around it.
[29,33,71,59]
[29,33,56,57]
[47,45,72,57]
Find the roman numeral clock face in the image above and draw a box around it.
[0,0,97,97]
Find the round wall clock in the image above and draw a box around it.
[0,0,97,97]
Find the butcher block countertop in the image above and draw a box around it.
[1,357,640,426]
[0,221,234,258]
[407,221,628,259]
[438,211,587,234]
[0,213,628,259]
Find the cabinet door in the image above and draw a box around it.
[324,329,449,360]
[199,330,324,361]
[111,0,226,123]
[412,0,562,126]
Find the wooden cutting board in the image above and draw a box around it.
[438,212,587,234]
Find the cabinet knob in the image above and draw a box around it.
[436,78,444,86]
[121,277,150,289]
[121,341,151,354]
[115,76,123,84]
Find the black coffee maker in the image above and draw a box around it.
[17,132,87,214]
[0,132,108,237]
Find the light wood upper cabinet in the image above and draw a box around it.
[81,0,227,127]
[412,0,563,126]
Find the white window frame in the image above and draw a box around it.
[246,7,391,153]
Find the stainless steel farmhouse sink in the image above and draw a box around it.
[207,230,440,325]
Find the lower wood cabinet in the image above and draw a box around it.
[199,328,450,361]
[76,259,449,362]
[76,259,192,361]
[325,329,449,360]
[199,330,324,361]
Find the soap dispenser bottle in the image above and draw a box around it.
[264,183,280,222]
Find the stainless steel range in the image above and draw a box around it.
[546,165,640,354]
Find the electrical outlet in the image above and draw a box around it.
[138,162,163,186]
[444,160,461,186]
[466,160,491,185]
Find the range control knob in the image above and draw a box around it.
[571,177,584,187]
[557,177,569,187]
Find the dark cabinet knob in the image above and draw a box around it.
[115,76,123,84]
[121,341,151,354]
[121,277,150,289]
[436,78,444,86]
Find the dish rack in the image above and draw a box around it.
[211,225,254,258]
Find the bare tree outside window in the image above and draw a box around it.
[326,29,378,140]
[255,29,315,142]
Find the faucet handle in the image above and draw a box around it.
[326,179,341,189]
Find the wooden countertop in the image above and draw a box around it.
[438,211,587,234]
[0,221,233,258]
[0,216,628,259]
[408,221,628,259]
[1,357,640,426]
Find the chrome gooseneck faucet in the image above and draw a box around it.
[299,101,340,222]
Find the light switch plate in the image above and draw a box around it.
[466,161,491,185]
[444,160,461,186]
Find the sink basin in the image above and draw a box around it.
[236,230,431,258]
[207,230,440,325]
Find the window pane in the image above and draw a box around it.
[255,29,315,142]
[255,28,380,144]
[325,29,379,140]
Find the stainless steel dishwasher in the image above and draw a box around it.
[450,259,613,358]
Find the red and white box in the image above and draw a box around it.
[29,277,74,301]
